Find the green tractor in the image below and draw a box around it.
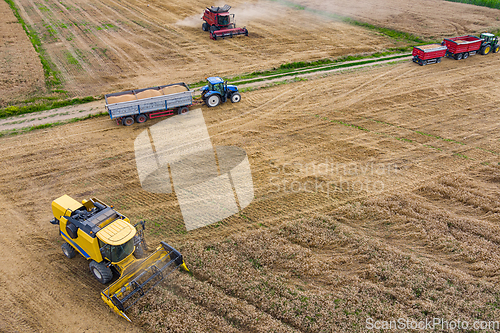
[480,33,500,55]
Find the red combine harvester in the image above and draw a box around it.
[202,4,248,40]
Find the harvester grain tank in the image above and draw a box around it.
[202,4,248,40]
[50,195,188,321]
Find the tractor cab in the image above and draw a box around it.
[481,33,498,44]
[200,76,241,107]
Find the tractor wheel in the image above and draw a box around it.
[135,114,148,123]
[493,45,500,53]
[61,243,76,259]
[230,92,241,103]
[122,116,134,126]
[202,22,209,31]
[463,52,469,59]
[89,260,113,284]
[481,45,491,55]
[206,95,220,107]
[177,107,189,115]
[210,25,218,33]
[455,53,463,60]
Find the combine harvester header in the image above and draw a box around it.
[202,4,248,40]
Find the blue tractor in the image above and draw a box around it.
[201,76,241,107]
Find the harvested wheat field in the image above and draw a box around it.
[2,50,500,332]
[4,0,500,105]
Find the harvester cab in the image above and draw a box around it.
[202,4,248,40]
[50,195,188,321]
[200,76,241,107]
[479,33,500,54]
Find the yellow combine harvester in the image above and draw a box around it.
[50,195,188,321]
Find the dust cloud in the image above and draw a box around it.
[174,1,281,28]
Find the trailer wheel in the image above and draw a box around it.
[89,261,113,284]
[206,95,220,107]
[122,116,134,126]
[455,53,463,60]
[202,22,209,31]
[493,45,500,53]
[230,92,241,103]
[135,114,148,123]
[463,52,469,59]
[62,243,76,259]
[177,107,189,115]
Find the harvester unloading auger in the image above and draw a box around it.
[202,4,248,40]
[50,195,188,321]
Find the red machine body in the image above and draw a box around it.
[443,35,482,59]
[412,44,447,65]
[201,5,248,40]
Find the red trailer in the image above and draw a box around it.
[412,44,447,65]
[443,35,482,60]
